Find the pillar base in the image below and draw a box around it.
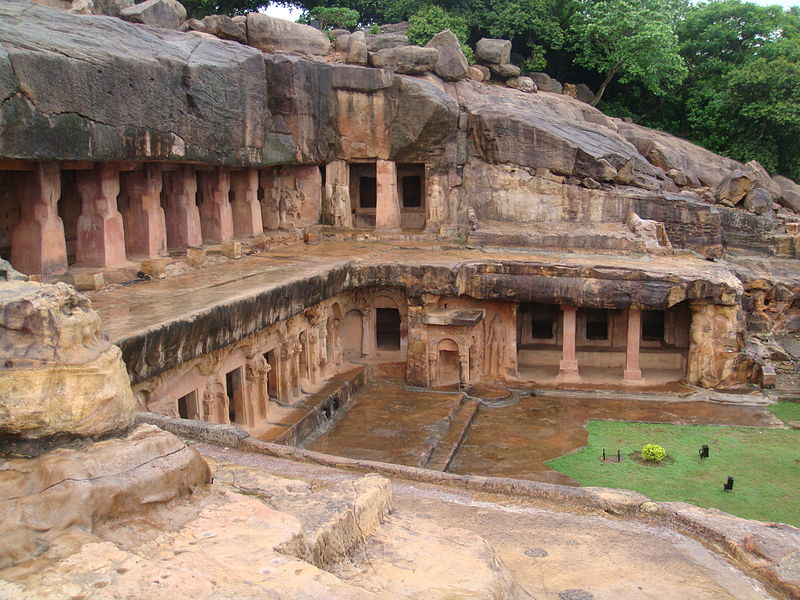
[556,360,580,382]
[623,369,643,383]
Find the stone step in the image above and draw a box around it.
[424,398,480,471]
[334,513,526,599]
[212,465,392,570]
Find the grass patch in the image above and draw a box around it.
[548,420,800,526]
[768,401,800,426]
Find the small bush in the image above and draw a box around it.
[641,444,667,462]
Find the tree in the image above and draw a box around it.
[569,0,687,106]
[406,5,474,61]
[182,0,268,19]
[309,6,360,29]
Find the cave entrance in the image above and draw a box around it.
[584,309,609,341]
[177,390,201,420]
[349,162,377,229]
[226,366,245,425]
[265,349,279,400]
[397,163,425,230]
[376,307,401,350]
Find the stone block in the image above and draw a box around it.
[760,365,776,388]
[139,258,170,279]
[303,232,319,245]
[370,46,439,75]
[120,0,186,30]
[221,239,242,259]
[186,246,206,267]
[246,13,330,55]
[785,222,800,235]
[73,271,105,291]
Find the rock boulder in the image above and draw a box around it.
[365,32,408,52]
[529,72,562,94]
[476,38,511,65]
[246,13,330,55]
[201,14,246,43]
[506,76,536,93]
[370,46,438,75]
[773,174,800,213]
[426,29,468,81]
[489,62,520,78]
[0,282,135,450]
[120,0,186,30]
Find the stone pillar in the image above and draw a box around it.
[307,330,319,384]
[623,308,643,382]
[121,165,167,259]
[246,354,270,422]
[198,168,234,243]
[11,162,68,277]
[558,305,580,380]
[230,168,263,238]
[291,343,302,396]
[375,159,401,231]
[280,342,293,401]
[75,164,127,268]
[324,160,353,228]
[163,166,202,250]
[361,309,372,356]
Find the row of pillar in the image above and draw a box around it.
[557,306,642,382]
[10,162,264,276]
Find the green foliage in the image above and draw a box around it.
[309,5,360,29]
[367,23,381,34]
[182,0,267,19]
[548,420,800,526]
[769,402,800,426]
[569,0,687,105]
[641,443,667,462]
[406,5,474,62]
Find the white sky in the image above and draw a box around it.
[264,0,797,23]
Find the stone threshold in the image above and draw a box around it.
[423,397,480,471]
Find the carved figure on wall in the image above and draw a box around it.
[203,374,228,424]
[273,172,302,231]
[486,315,508,377]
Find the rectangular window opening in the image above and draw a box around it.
[585,309,609,341]
[531,304,556,340]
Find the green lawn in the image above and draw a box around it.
[769,401,800,426]
[548,420,800,526]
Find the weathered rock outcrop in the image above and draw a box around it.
[0,282,134,450]
[246,13,330,56]
[0,424,209,568]
[426,29,468,81]
[120,0,186,30]
[370,46,439,75]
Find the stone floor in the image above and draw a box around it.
[309,380,781,485]
[87,239,739,345]
[197,444,776,600]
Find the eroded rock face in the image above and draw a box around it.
[0,281,134,447]
[0,424,209,568]
[246,13,331,55]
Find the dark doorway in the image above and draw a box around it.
[585,309,609,341]
[642,310,666,341]
[401,176,422,208]
[177,390,200,420]
[226,367,245,425]
[265,350,279,399]
[531,304,557,340]
[376,307,401,350]
[359,176,377,208]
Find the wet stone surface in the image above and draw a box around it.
[448,394,779,485]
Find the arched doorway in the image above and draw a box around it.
[437,338,461,386]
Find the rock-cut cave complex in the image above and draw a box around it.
[1,1,800,598]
